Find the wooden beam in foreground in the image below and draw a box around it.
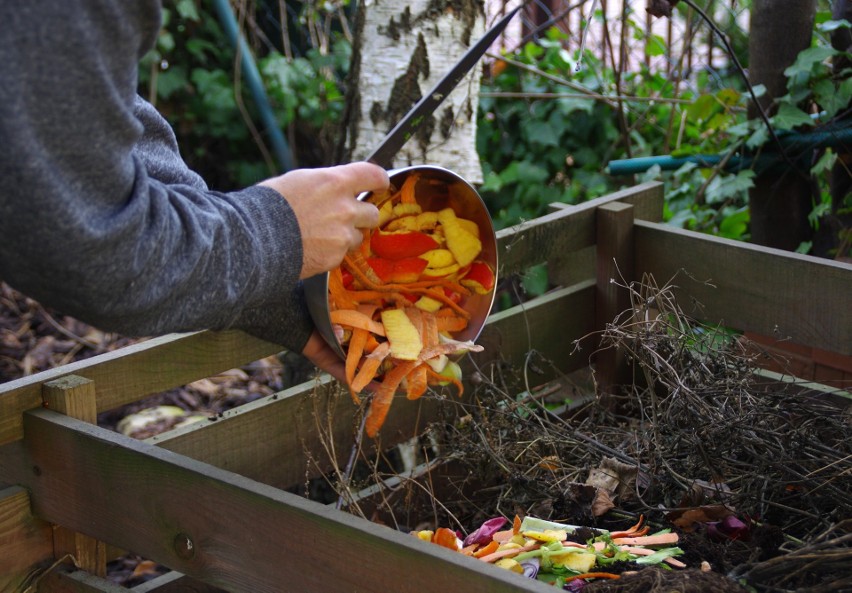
[0,330,280,446]
[11,409,551,593]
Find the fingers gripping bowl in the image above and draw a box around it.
[304,166,498,436]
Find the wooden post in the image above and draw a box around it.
[0,486,53,592]
[42,375,107,577]
[595,202,635,397]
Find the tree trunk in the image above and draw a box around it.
[339,1,486,183]
[747,0,816,251]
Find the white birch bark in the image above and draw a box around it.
[347,1,486,183]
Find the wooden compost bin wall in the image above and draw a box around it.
[0,181,850,593]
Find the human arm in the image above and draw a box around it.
[0,1,387,359]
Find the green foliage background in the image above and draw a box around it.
[143,0,850,258]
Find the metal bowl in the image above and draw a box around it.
[304,165,498,361]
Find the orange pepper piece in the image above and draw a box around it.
[344,252,471,318]
[431,527,459,551]
[328,268,358,310]
[435,315,468,333]
[351,342,391,393]
[345,328,369,403]
[405,364,428,400]
[564,573,620,583]
[329,309,386,336]
[472,540,500,558]
[400,173,419,204]
[365,359,418,437]
[371,230,439,260]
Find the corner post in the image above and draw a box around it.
[595,201,636,398]
[42,375,107,577]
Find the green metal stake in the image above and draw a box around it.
[211,0,294,172]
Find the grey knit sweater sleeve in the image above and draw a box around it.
[0,1,314,352]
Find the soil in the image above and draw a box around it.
[584,568,750,593]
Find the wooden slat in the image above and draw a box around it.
[43,376,107,577]
[634,220,852,355]
[548,245,595,287]
[497,182,663,277]
[8,410,552,593]
[151,281,597,490]
[0,486,53,592]
[474,280,597,383]
[38,569,130,593]
[595,202,635,393]
[0,330,279,446]
[131,571,229,593]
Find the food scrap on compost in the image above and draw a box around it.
[414,514,685,589]
[329,172,495,437]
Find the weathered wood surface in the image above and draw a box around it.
[152,281,596,490]
[43,375,108,578]
[0,330,279,446]
[37,569,130,593]
[496,182,663,278]
[595,202,636,392]
[130,571,229,593]
[7,410,552,593]
[0,486,53,593]
[634,220,852,356]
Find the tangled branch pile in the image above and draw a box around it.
[344,275,850,592]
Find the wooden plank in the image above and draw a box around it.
[43,376,107,577]
[548,245,595,287]
[472,280,597,385]
[497,182,663,278]
[151,282,597,490]
[595,202,635,393]
[38,569,130,593]
[634,220,852,355]
[131,571,229,593]
[0,330,279,446]
[9,409,553,593]
[0,486,53,593]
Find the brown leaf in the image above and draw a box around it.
[585,457,638,501]
[667,505,734,532]
[591,488,616,517]
[647,0,680,18]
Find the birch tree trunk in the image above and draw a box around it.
[340,1,486,183]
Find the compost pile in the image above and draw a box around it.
[338,276,851,593]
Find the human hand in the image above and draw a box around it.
[300,329,347,384]
[260,162,389,279]
[300,329,381,394]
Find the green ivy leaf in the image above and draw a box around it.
[718,207,750,239]
[687,95,717,123]
[771,103,815,130]
[480,170,504,193]
[155,66,188,99]
[522,263,549,297]
[645,34,666,57]
[818,77,852,119]
[716,88,741,107]
[513,161,550,184]
[524,120,561,148]
[811,149,837,176]
[784,46,838,78]
[705,170,755,205]
[175,0,200,20]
